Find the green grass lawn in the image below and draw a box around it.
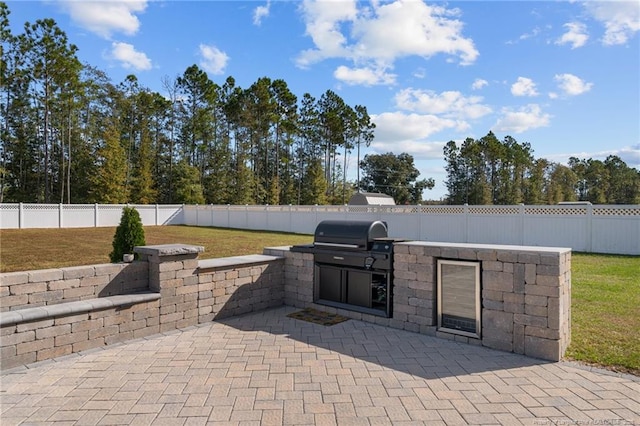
[566,253,639,375]
[1,226,638,375]
[0,225,313,272]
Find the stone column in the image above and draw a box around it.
[134,244,204,332]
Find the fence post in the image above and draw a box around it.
[59,203,63,228]
[464,204,469,243]
[94,203,98,227]
[19,202,23,229]
[519,203,525,245]
[155,204,159,225]
[586,204,593,252]
[416,205,422,240]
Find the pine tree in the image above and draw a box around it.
[172,160,205,204]
[131,126,157,203]
[91,121,129,203]
[301,158,327,205]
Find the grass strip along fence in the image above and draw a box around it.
[1,226,638,375]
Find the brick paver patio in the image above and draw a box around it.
[1,306,638,425]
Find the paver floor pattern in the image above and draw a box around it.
[1,306,638,425]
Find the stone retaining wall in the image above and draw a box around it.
[0,245,284,370]
[1,241,571,369]
[0,298,161,368]
[0,262,148,312]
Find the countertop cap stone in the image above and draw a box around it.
[134,244,205,257]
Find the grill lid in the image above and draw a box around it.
[314,220,388,250]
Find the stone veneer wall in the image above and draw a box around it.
[1,245,284,370]
[266,241,571,362]
[0,262,149,312]
[135,245,285,330]
[1,241,570,369]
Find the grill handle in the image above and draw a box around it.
[313,242,360,249]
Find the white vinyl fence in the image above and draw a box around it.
[1,203,638,255]
[0,204,184,229]
[184,204,640,255]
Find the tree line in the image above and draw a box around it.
[443,132,640,205]
[1,3,638,206]
[0,4,375,205]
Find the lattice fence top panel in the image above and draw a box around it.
[62,204,96,210]
[524,206,587,215]
[593,206,640,216]
[266,206,294,212]
[22,204,60,210]
[290,206,315,212]
[100,204,128,210]
[346,206,373,213]
[420,206,465,214]
[467,206,521,215]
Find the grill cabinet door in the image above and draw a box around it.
[317,265,343,302]
[346,270,371,307]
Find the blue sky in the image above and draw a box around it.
[6,0,640,200]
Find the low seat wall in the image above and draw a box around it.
[1,262,149,312]
[1,245,284,370]
[0,294,161,369]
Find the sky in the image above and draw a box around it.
[5,0,640,201]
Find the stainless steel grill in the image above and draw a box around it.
[292,220,399,317]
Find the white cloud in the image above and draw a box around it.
[511,77,539,97]
[556,22,589,49]
[507,26,541,44]
[370,140,446,160]
[394,88,492,120]
[334,65,396,86]
[520,26,541,41]
[253,1,271,26]
[619,144,640,167]
[554,73,593,96]
[297,0,478,84]
[584,1,640,45]
[585,144,639,168]
[370,112,458,143]
[471,78,488,90]
[296,0,358,68]
[109,42,152,71]
[413,68,427,79]
[494,104,551,133]
[549,145,640,168]
[58,1,147,39]
[199,44,229,75]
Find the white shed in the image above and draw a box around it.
[348,192,396,206]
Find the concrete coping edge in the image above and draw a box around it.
[198,255,283,271]
[0,291,161,327]
[134,244,205,257]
